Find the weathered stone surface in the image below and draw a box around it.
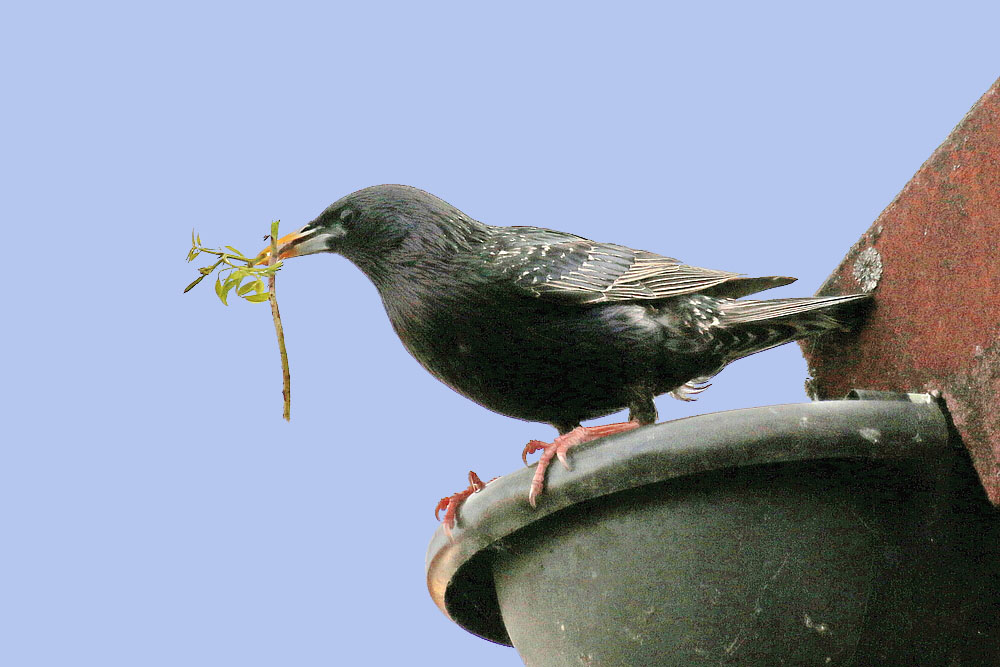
[801,79,1000,504]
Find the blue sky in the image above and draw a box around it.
[3,2,998,665]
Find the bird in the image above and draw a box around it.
[257,184,871,531]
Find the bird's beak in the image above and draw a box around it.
[254,224,345,265]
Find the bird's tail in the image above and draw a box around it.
[717,293,871,361]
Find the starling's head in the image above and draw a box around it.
[256,185,483,270]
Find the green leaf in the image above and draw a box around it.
[186,247,200,263]
[244,292,271,303]
[183,274,207,293]
[224,245,246,259]
[196,232,202,246]
[237,280,256,296]
[214,275,225,304]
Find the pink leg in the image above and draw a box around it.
[521,421,642,507]
[435,471,494,538]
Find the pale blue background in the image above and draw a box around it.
[3,2,998,665]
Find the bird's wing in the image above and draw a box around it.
[484,227,746,304]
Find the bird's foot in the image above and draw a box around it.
[521,421,642,507]
[435,471,494,538]
[669,379,712,402]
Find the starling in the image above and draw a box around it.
[259,185,870,526]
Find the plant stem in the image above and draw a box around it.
[268,224,291,421]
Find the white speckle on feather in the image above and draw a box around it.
[859,428,881,443]
[621,305,656,331]
[804,614,829,634]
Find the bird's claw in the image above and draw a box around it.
[435,471,492,538]
[523,421,643,508]
[521,440,547,465]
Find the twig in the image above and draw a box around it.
[268,221,291,421]
[184,228,290,419]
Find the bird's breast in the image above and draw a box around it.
[378,287,673,423]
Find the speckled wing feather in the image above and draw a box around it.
[484,226,749,304]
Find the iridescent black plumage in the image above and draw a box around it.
[271,184,870,434]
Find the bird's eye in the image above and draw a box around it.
[339,208,357,227]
